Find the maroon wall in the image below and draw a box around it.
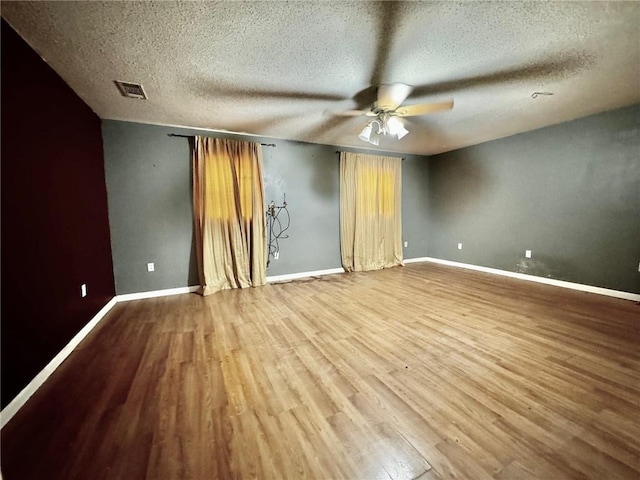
[1,20,116,408]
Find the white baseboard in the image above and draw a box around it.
[404,257,431,264]
[0,297,118,429]
[1,285,203,429]
[115,285,200,302]
[4,258,635,429]
[406,256,640,301]
[267,267,344,283]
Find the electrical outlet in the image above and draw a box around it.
[147,262,155,272]
[525,250,532,258]
[638,261,640,272]
[274,251,279,260]
[404,241,408,248]
[457,243,463,250]
[81,284,87,298]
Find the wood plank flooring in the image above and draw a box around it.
[2,263,639,479]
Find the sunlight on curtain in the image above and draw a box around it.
[340,152,403,272]
[193,136,266,296]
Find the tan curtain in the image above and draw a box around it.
[340,152,403,272]
[193,136,266,296]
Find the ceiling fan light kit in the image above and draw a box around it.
[386,116,409,139]
[358,123,374,143]
[332,83,453,146]
[359,113,409,146]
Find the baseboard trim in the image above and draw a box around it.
[5,257,635,429]
[1,285,203,429]
[0,297,118,429]
[406,256,640,301]
[404,257,432,264]
[267,267,344,283]
[115,285,200,302]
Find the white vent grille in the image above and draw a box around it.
[115,81,147,99]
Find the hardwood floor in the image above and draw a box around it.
[2,262,639,479]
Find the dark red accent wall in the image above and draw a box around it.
[1,20,115,408]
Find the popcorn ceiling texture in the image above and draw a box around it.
[2,1,639,155]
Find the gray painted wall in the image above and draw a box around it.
[428,104,640,293]
[262,141,341,276]
[263,146,431,275]
[402,155,430,259]
[102,120,430,294]
[102,121,199,294]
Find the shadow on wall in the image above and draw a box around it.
[430,150,489,216]
[186,137,200,286]
[309,145,339,199]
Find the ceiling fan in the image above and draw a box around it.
[328,83,454,145]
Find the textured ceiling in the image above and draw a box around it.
[3,1,639,155]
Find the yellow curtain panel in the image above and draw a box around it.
[193,136,266,296]
[340,152,403,272]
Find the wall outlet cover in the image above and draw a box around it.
[81,284,87,297]
[525,250,532,258]
[404,241,408,247]
[147,262,155,272]
[457,243,463,250]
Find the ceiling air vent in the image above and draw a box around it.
[114,80,147,99]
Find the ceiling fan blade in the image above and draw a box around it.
[325,109,375,117]
[191,77,350,102]
[377,83,413,110]
[369,1,401,86]
[396,100,454,117]
[302,115,357,143]
[410,53,593,97]
[219,88,348,102]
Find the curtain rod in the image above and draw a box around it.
[168,133,275,147]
